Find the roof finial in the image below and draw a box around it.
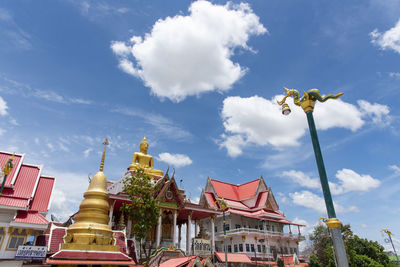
[99,138,109,172]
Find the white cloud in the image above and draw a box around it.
[370,19,400,54]
[358,100,391,126]
[389,72,400,79]
[389,164,400,177]
[333,168,381,194]
[289,190,358,214]
[0,96,8,116]
[282,169,381,195]
[281,170,320,189]
[83,148,93,158]
[157,152,193,168]
[45,169,90,221]
[111,0,266,102]
[219,95,376,157]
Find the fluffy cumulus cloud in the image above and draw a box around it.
[281,170,320,189]
[0,96,8,116]
[370,19,400,54]
[219,95,390,157]
[157,152,193,168]
[111,0,266,102]
[282,169,381,195]
[289,190,358,214]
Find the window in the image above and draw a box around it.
[8,236,24,249]
[284,247,288,254]
[215,226,217,233]
[290,247,294,254]
[234,244,238,252]
[228,245,232,253]
[251,244,255,252]
[7,229,26,250]
[257,244,261,253]
[262,245,266,253]
[294,248,297,254]
[266,225,270,231]
[246,243,250,252]
[271,225,275,232]
[0,228,4,249]
[259,225,263,230]
[235,224,241,229]
[239,244,243,252]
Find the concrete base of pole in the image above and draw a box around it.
[330,228,349,267]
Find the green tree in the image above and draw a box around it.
[308,254,322,267]
[308,224,396,267]
[121,168,160,266]
[277,257,284,267]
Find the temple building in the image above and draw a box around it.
[107,137,220,265]
[0,151,55,266]
[198,177,305,263]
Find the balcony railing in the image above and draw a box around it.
[215,227,305,240]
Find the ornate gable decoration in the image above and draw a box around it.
[156,177,184,208]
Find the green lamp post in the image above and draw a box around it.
[277,88,349,267]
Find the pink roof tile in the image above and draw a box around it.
[2,164,40,199]
[49,227,67,253]
[159,256,196,267]
[255,191,268,208]
[215,252,252,263]
[204,192,216,208]
[0,196,29,208]
[0,152,23,187]
[211,179,259,201]
[30,176,55,212]
[13,211,49,225]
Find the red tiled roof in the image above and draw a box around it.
[0,152,23,187]
[204,192,216,208]
[215,252,252,263]
[10,164,40,199]
[13,210,49,225]
[255,191,268,208]
[30,176,55,212]
[46,259,136,266]
[0,196,29,208]
[49,227,67,253]
[211,179,259,201]
[159,256,196,267]
[51,250,132,261]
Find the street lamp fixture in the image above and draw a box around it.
[277,88,349,267]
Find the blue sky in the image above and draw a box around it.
[0,0,400,252]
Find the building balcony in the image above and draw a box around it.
[215,227,305,241]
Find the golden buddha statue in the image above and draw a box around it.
[128,137,163,178]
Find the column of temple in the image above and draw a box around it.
[211,216,215,254]
[172,210,177,247]
[156,211,162,247]
[186,212,192,254]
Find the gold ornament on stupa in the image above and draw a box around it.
[62,138,119,251]
[128,137,163,178]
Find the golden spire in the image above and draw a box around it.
[99,138,109,172]
[62,139,119,252]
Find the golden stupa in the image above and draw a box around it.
[128,137,163,178]
[62,138,119,251]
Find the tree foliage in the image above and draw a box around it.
[277,257,284,267]
[308,224,396,267]
[121,168,160,265]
